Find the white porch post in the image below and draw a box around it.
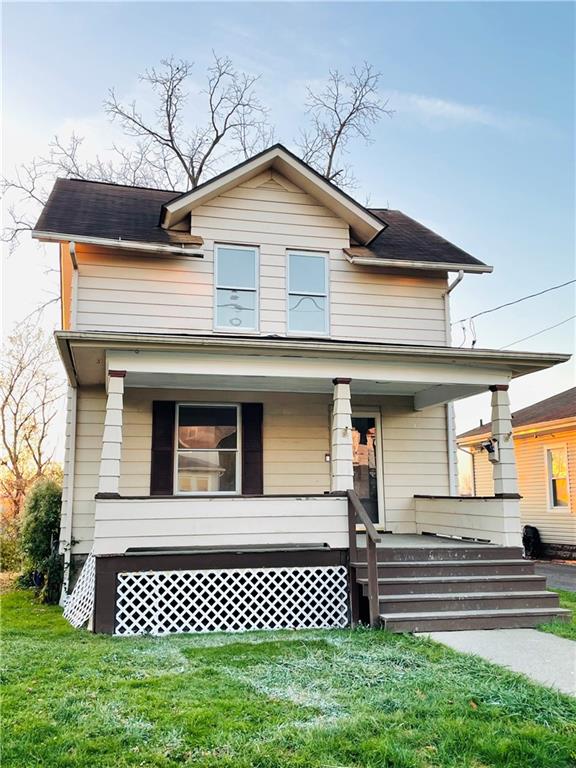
[331,377,354,492]
[97,370,126,496]
[489,385,518,497]
[489,385,521,546]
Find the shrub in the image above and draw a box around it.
[0,534,22,572]
[20,479,63,603]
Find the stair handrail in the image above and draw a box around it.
[347,489,381,627]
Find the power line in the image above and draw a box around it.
[499,315,575,349]
[452,279,575,326]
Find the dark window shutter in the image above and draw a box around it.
[150,401,176,495]
[241,403,263,495]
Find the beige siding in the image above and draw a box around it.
[472,431,576,545]
[472,448,495,496]
[74,170,449,344]
[379,397,451,533]
[93,496,348,554]
[70,387,451,553]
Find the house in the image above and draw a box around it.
[32,144,571,634]
[458,388,576,559]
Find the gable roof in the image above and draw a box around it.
[32,147,490,272]
[160,143,385,244]
[458,387,576,440]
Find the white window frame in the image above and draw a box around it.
[286,250,330,336]
[174,403,241,496]
[214,244,259,333]
[545,444,570,511]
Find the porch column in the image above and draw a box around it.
[489,385,518,497]
[97,370,126,496]
[331,378,354,492]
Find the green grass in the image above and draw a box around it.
[2,590,576,768]
[539,590,576,641]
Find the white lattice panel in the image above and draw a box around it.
[115,565,349,636]
[63,552,96,628]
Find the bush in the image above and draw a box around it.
[20,479,63,603]
[0,534,22,572]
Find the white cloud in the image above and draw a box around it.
[387,90,531,132]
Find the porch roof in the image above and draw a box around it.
[55,331,570,408]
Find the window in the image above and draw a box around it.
[547,447,569,508]
[175,404,239,494]
[215,245,258,331]
[287,251,328,334]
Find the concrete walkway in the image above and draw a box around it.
[423,628,576,696]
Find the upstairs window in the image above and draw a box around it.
[175,404,239,494]
[547,447,569,508]
[215,245,258,331]
[287,251,328,334]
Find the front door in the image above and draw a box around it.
[351,414,382,524]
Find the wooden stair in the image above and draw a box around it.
[351,545,571,632]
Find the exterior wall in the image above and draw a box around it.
[380,397,450,533]
[72,170,448,344]
[471,429,576,545]
[472,448,495,496]
[60,242,73,330]
[69,387,451,554]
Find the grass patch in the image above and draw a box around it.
[2,589,576,767]
[539,589,576,641]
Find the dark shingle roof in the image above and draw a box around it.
[34,178,179,246]
[34,178,487,268]
[459,387,576,440]
[368,209,487,268]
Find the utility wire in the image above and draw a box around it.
[452,279,575,326]
[499,315,575,349]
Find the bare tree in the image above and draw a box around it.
[0,322,63,524]
[297,63,393,188]
[2,53,272,251]
[3,57,390,251]
[105,54,272,190]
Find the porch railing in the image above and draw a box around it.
[414,495,522,547]
[93,494,349,555]
[347,489,382,627]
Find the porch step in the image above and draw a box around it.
[355,546,524,562]
[378,590,560,614]
[351,546,571,631]
[357,574,547,595]
[381,607,572,633]
[351,559,534,579]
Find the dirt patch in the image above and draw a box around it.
[0,573,18,594]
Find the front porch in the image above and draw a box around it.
[58,332,570,633]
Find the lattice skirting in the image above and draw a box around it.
[63,552,96,628]
[115,565,349,636]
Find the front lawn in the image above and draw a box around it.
[2,590,575,768]
[539,589,576,641]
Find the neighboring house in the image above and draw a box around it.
[32,144,571,634]
[458,388,576,558]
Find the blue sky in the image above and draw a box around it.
[2,1,575,433]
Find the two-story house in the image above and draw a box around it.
[33,144,570,634]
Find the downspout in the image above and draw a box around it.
[444,270,464,495]
[60,242,78,602]
[60,386,77,602]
